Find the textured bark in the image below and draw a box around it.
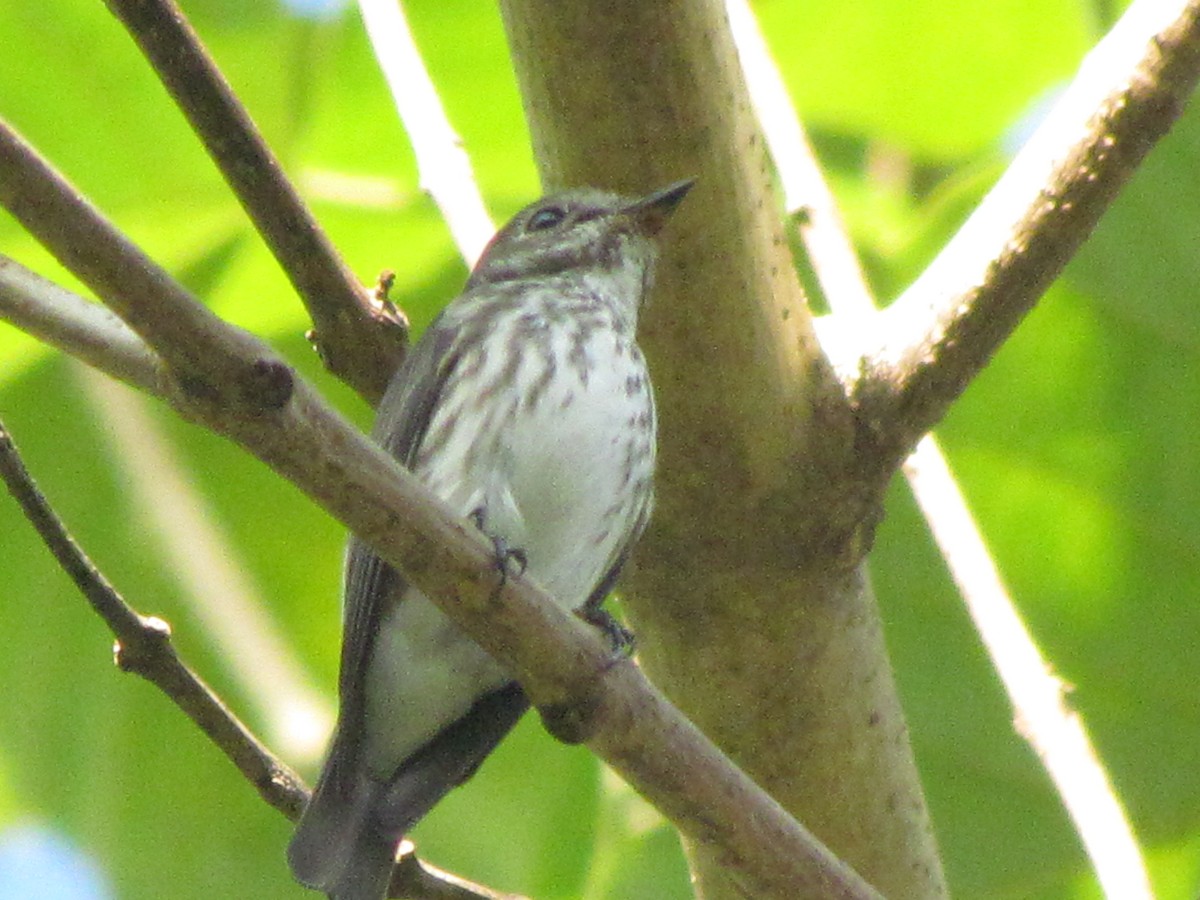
[497,1,946,897]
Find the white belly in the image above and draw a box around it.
[363,322,654,773]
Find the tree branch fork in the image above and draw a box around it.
[0,107,879,900]
[845,0,1200,473]
[2,0,1199,897]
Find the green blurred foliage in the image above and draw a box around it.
[1,0,1196,898]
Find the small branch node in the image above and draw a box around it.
[373,269,397,304]
[113,614,174,674]
[535,699,598,746]
[244,358,296,412]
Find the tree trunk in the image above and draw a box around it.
[497,1,947,897]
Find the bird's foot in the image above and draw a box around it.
[539,609,634,746]
[580,606,636,659]
[469,507,527,592]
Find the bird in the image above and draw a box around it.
[287,178,693,900]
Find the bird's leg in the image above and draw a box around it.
[538,604,635,747]
[469,507,527,593]
[580,565,638,660]
[580,605,636,659]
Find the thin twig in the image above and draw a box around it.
[78,369,332,763]
[0,254,164,396]
[725,0,875,316]
[0,115,879,900]
[390,843,528,900]
[729,1,1156,894]
[862,0,1200,464]
[102,0,408,405]
[903,442,1152,900]
[0,415,527,900]
[357,0,495,266]
[0,417,308,822]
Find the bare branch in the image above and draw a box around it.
[79,370,332,763]
[391,842,528,900]
[0,117,274,404]
[0,417,532,900]
[903,441,1152,900]
[101,0,408,405]
[0,116,878,900]
[357,0,495,266]
[725,0,875,317]
[731,5,1154,894]
[0,417,308,822]
[860,0,1200,464]
[0,255,165,396]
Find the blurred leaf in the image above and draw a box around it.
[755,0,1094,157]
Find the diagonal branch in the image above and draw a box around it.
[0,255,165,396]
[357,0,495,266]
[727,2,1153,895]
[724,0,875,318]
[902,442,1152,900]
[0,417,528,900]
[0,417,308,822]
[0,117,280,410]
[857,0,1200,468]
[102,0,407,405]
[0,112,517,900]
[0,120,880,900]
[78,369,332,762]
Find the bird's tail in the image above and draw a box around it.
[288,742,395,900]
[288,684,530,900]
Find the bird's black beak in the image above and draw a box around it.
[626,178,696,235]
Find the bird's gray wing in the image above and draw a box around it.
[291,302,537,899]
[336,315,461,718]
[289,315,462,895]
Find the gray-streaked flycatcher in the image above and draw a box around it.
[288,179,693,900]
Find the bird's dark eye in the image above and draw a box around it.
[526,206,567,232]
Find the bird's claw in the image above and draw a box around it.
[580,606,636,659]
[470,506,527,590]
